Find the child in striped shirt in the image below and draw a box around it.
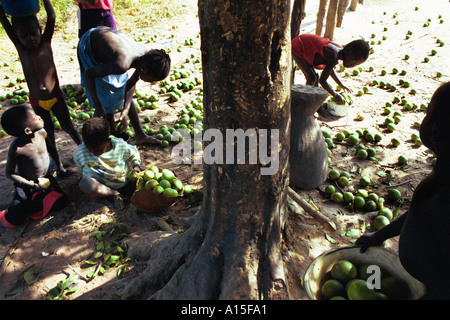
[73,117,141,204]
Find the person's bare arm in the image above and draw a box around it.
[5,142,37,189]
[0,5,20,46]
[116,70,140,130]
[330,69,352,93]
[41,0,55,42]
[355,212,407,252]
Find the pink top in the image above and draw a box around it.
[79,0,113,10]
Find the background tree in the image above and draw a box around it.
[121,0,292,299]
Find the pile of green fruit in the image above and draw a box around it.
[320,259,410,300]
[130,165,192,197]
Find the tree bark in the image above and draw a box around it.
[324,0,338,40]
[349,0,358,11]
[336,0,349,28]
[291,0,306,40]
[316,0,328,36]
[121,0,292,300]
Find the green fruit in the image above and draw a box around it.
[364,200,377,212]
[387,189,401,202]
[143,170,155,181]
[366,147,376,157]
[360,176,370,187]
[163,187,178,197]
[153,186,164,194]
[378,207,393,221]
[359,264,382,281]
[335,132,346,141]
[398,155,408,165]
[322,128,332,139]
[321,279,346,300]
[338,176,349,187]
[127,171,138,182]
[332,192,344,203]
[329,169,340,180]
[347,134,359,145]
[387,123,396,132]
[357,149,368,159]
[347,279,376,300]
[373,215,390,230]
[343,192,354,203]
[183,185,193,195]
[161,140,169,147]
[145,179,158,190]
[331,260,357,284]
[159,179,172,189]
[354,196,365,209]
[391,138,401,147]
[171,179,184,191]
[325,185,336,195]
[161,169,175,182]
[356,189,368,198]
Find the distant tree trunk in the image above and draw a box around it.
[291,0,306,40]
[316,0,328,36]
[121,0,292,300]
[349,0,358,11]
[336,0,349,27]
[324,0,338,40]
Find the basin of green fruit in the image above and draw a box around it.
[130,166,184,211]
[303,246,425,300]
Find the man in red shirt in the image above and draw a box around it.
[77,0,116,38]
[292,33,370,105]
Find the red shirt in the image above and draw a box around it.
[292,34,341,70]
[78,0,113,10]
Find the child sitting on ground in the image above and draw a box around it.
[356,81,450,299]
[0,105,69,228]
[73,117,141,206]
[0,0,81,177]
[292,34,370,106]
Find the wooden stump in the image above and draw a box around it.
[289,84,329,190]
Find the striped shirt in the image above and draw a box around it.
[73,136,140,189]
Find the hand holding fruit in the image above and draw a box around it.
[115,114,128,132]
[333,93,346,105]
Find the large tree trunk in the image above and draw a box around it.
[121,0,292,300]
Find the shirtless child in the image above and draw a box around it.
[0,0,82,176]
[356,81,450,299]
[0,105,68,228]
[77,26,171,145]
[292,34,370,105]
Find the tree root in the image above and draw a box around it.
[121,208,290,300]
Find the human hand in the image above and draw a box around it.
[115,115,128,132]
[355,232,384,253]
[132,165,141,173]
[333,93,346,105]
[340,84,353,94]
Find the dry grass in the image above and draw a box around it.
[113,0,197,33]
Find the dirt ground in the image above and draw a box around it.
[0,0,449,300]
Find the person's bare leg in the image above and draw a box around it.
[79,177,120,198]
[292,53,319,86]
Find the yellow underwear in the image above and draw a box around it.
[29,93,63,111]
